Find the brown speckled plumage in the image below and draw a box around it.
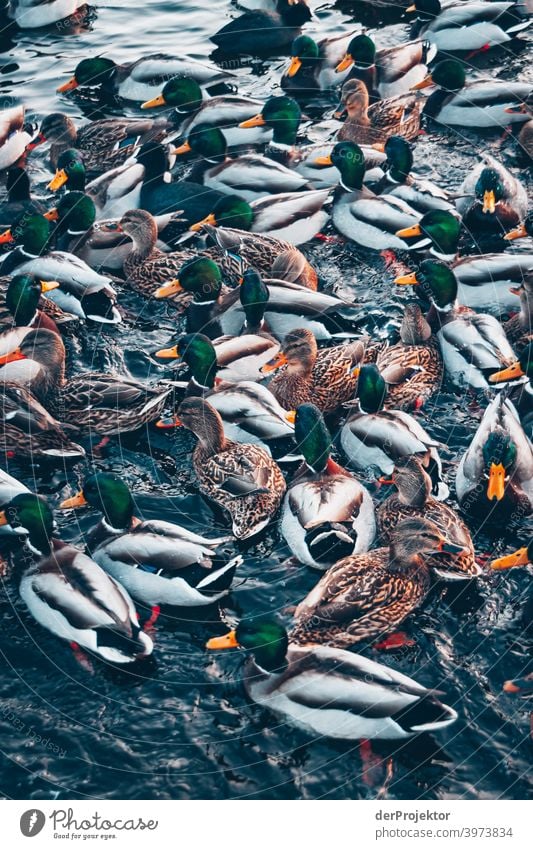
[337,79,420,146]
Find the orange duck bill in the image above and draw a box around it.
[261,351,288,374]
[491,546,531,571]
[205,630,239,650]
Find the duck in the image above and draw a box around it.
[46,192,133,272]
[377,457,480,579]
[0,381,85,463]
[174,396,286,539]
[56,54,235,101]
[506,95,533,160]
[28,112,170,177]
[375,302,443,411]
[335,33,438,100]
[340,364,448,498]
[407,0,531,53]
[59,473,240,607]
[0,328,175,437]
[412,59,531,129]
[316,141,423,251]
[205,617,458,740]
[455,393,533,523]
[155,333,296,452]
[211,0,313,55]
[0,213,122,324]
[140,77,271,148]
[394,259,517,390]
[335,79,421,146]
[0,467,29,537]
[500,272,532,352]
[8,0,87,28]
[188,189,331,247]
[290,516,466,648]
[0,168,45,228]
[491,540,533,571]
[503,209,533,245]
[0,493,153,663]
[281,403,376,569]
[489,343,533,435]
[456,154,528,248]
[0,273,62,335]
[0,105,32,172]
[281,31,358,94]
[173,126,312,202]
[156,263,357,342]
[261,327,365,412]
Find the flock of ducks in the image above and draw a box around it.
[0,0,532,744]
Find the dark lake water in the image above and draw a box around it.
[0,0,532,800]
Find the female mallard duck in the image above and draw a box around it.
[407,0,530,53]
[0,105,32,172]
[0,273,61,335]
[0,381,85,463]
[281,404,376,569]
[0,168,45,228]
[155,332,296,451]
[141,77,271,148]
[455,393,533,523]
[290,516,466,648]
[0,493,153,663]
[395,259,517,390]
[262,327,365,412]
[60,473,240,607]
[8,0,87,28]
[412,59,531,129]
[375,303,443,411]
[370,136,453,216]
[335,34,437,100]
[211,0,312,55]
[500,273,532,352]
[206,617,458,740]
[46,192,132,272]
[28,112,170,177]
[173,126,312,202]
[335,79,421,146]
[340,364,448,498]
[456,154,528,246]
[0,214,121,324]
[57,54,235,101]
[506,96,533,160]
[175,397,286,539]
[377,457,480,579]
[316,141,423,250]
[281,31,358,93]
[0,328,174,437]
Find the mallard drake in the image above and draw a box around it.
[28,113,170,177]
[281,403,376,569]
[141,77,271,148]
[173,126,312,202]
[281,31,358,93]
[456,394,533,523]
[370,136,453,216]
[206,617,458,740]
[262,327,365,412]
[0,328,174,437]
[412,59,531,129]
[155,333,296,452]
[0,273,61,335]
[456,154,528,245]
[491,540,533,571]
[57,54,235,101]
[335,79,421,146]
[0,382,85,463]
[377,457,480,579]
[60,473,240,607]
[0,168,45,228]
[175,397,286,539]
[0,493,153,663]
[408,0,530,53]
[316,141,423,250]
[335,34,438,100]
[0,214,121,324]
[395,259,517,390]
[0,105,31,172]
[211,0,312,55]
[340,364,448,498]
[290,516,466,648]
[375,303,443,411]
[46,192,132,272]
[8,0,87,28]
